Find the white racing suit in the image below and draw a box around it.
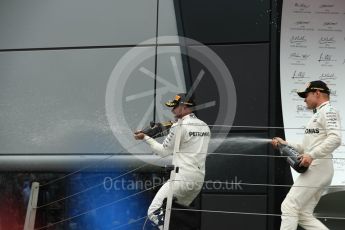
[144,113,211,227]
[282,101,342,230]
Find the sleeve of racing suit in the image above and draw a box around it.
[309,107,342,159]
[144,124,179,157]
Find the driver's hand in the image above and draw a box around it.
[299,153,313,167]
[134,131,145,140]
[271,137,287,148]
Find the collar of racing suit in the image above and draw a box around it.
[181,113,196,120]
[313,101,329,114]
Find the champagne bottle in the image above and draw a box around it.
[277,144,308,173]
[142,121,173,138]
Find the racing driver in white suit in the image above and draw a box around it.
[134,93,211,228]
[272,80,342,230]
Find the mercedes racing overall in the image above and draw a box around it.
[282,101,342,230]
[144,113,211,227]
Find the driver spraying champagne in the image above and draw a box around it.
[272,81,342,230]
[134,93,211,229]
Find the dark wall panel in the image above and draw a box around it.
[188,44,270,127]
[204,133,269,194]
[177,0,270,44]
[315,191,345,229]
[211,44,270,127]
[201,194,267,230]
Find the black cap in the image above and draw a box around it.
[297,80,330,98]
[165,93,195,107]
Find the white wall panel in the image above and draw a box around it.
[0,0,156,49]
[0,48,155,153]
